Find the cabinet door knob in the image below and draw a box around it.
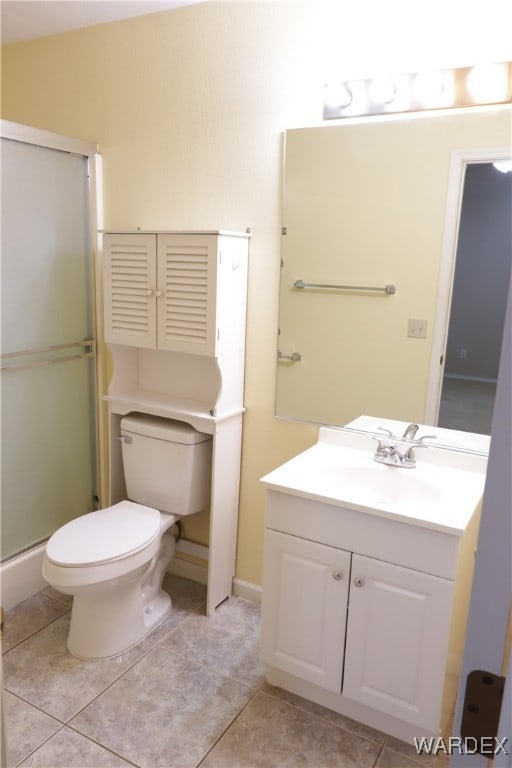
[353,577,365,587]
[332,570,343,581]
[144,288,153,296]
[154,289,163,297]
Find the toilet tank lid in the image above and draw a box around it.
[121,414,212,445]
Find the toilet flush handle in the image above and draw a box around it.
[116,435,132,444]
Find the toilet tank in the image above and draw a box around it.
[120,414,212,516]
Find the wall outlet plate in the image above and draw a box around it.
[408,318,428,339]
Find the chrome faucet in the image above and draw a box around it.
[372,426,436,468]
[402,423,419,440]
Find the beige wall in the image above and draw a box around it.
[2,1,511,586]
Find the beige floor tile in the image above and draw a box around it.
[261,683,386,745]
[4,691,61,767]
[200,691,381,768]
[3,614,153,722]
[160,596,265,688]
[41,586,73,606]
[383,736,449,767]
[18,727,133,767]
[2,593,70,653]
[70,645,254,768]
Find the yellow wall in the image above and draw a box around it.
[2,1,511,585]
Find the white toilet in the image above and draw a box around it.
[43,414,212,660]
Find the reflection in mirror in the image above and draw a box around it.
[438,163,511,434]
[276,108,511,445]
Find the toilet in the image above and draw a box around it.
[43,414,212,660]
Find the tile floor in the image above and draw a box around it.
[2,575,449,768]
[438,377,496,435]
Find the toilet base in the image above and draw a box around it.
[67,577,172,660]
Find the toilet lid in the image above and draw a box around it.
[45,501,161,567]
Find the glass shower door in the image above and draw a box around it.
[1,138,98,561]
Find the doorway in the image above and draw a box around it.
[438,162,512,434]
[425,147,512,433]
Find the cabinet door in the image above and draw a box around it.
[343,554,453,730]
[261,529,351,692]
[157,233,218,355]
[104,233,157,348]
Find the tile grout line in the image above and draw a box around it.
[194,680,267,768]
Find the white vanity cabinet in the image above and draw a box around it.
[261,520,453,736]
[104,230,246,356]
[260,425,485,742]
[102,230,250,616]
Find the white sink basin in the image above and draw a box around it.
[321,465,443,510]
[261,422,488,534]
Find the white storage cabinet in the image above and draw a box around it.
[104,231,240,355]
[102,230,250,615]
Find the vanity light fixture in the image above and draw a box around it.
[323,62,512,120]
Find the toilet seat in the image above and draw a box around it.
[45,501,161,567]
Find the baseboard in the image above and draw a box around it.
[1,538,263,611]
[232,578,262,604]
[0,543,47,610]
[444,373,498,383]
[168,556,208,585]
[169,540,262,604]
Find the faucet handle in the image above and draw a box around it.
[371,436,387,455]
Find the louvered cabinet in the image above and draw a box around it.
[104,231,240,355]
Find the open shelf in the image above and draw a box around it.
[104,389,245,433]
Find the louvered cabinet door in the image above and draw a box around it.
[104,233,157,348]
[157,234,218,356]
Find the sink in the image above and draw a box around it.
[321,465,443,510]
[261,420,488,533]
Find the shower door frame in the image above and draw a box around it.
[0,120,106,599]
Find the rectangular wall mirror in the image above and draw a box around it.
[276,107,511,442]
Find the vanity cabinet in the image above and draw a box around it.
[104,231,246,356]
[260,425,484,744]
[261,527,452,731]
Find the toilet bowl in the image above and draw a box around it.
[43,415,212,659]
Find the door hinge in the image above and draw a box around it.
[460,669,506,755]
[282,226,287,235]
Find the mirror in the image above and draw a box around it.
[276,108,511,446]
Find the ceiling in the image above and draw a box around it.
[1,0,203,45]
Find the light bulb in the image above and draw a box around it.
[467,63,510,103]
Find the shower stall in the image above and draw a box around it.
[1,123,100,600]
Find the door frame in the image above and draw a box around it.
[0,120,107,505]
[424,144,512,426]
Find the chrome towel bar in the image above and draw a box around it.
[277,350,302,362]
[294,280,396,295]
